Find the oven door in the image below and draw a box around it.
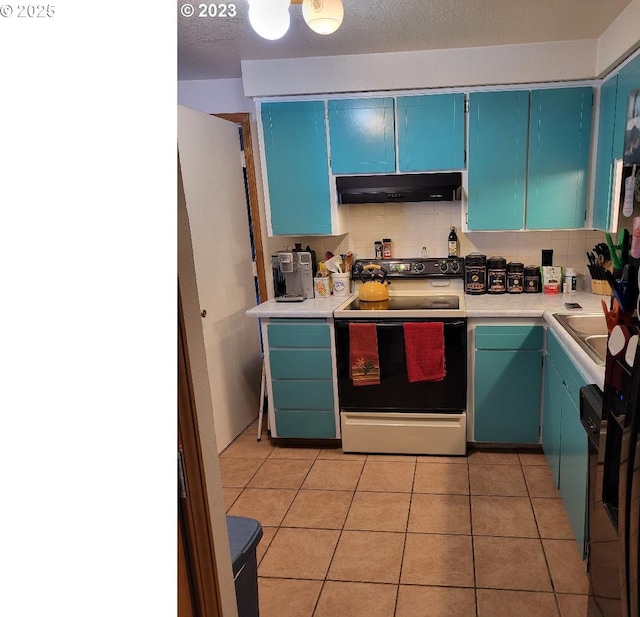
[335,318,467,412]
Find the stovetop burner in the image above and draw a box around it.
[346,295,460,311]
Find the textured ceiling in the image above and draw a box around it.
[177,0,632,80]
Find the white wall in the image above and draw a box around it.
[284,202,604,290]
[178,77,255,114]
[596,0,640,77]
[241,40,597,97]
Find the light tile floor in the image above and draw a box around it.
[221,421,589,617]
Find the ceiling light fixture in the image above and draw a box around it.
[300,0,344,35]
[248,0,291,41]
[248,0,344,40]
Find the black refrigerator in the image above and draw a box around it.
[586,335,640,617]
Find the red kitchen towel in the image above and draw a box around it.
[349,323,380,386]
[403,322,446,382]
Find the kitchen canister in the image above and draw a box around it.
[524,265,541,293]
[487,256,507,294]
[332,272,351,297]
[507,262,524,294]
[464,253,487,294]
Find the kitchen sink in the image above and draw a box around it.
[557,314,608,336]
[584,335,608,360]
[553,313,608,366]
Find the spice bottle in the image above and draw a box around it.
[374,241,383,259]
[564,267,576,292]
[382,238,392,259]
[448,226,458,257]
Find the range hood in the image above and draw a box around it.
[336,172,462,204]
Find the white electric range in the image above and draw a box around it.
[333,258,468,456]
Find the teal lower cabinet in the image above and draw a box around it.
[265,318,337,439]
[542,355,563,485]
[473,325,543,443]
[542,329,589,558]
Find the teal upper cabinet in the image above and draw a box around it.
[397,94,465,171]
[468,87,593,231]
[526,87,592,230]
[328,98,396,174]
[593,75,619,231]
[261,101,332,235]
[468,90,529,230]
[613,53,640,160]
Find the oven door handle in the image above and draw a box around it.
[358,320,466,328]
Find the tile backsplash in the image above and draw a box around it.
[270,201,609,284]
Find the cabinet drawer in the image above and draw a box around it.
[274,410,336,439]
[272,380,334,411]
[267,320,330,348]
[269,349,333,379]
[475,326,544,350]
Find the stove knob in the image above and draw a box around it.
[439,261,449,273]
[353,263,364,275]
[449,260,461,273]
[413,263,425,273]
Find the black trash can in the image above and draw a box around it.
[226,515,263,617]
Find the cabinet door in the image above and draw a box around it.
[593,75,619,230]
[526,87,592,230]
[328,98,396,174]
[613,53,640,160]
[468,91,528,230]
[397,94,465,171]
[261,101,332,235]
[542,353,563,487]
[559,388,588,557]
[474,349,542,443]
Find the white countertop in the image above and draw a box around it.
[245,293,357,318]
[464,290,606,317]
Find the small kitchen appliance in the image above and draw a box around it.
[272,251,314,302]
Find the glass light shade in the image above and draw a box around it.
[302,0,344,35]
[248,2,291,40]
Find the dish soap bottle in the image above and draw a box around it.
[448,226,458,257]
